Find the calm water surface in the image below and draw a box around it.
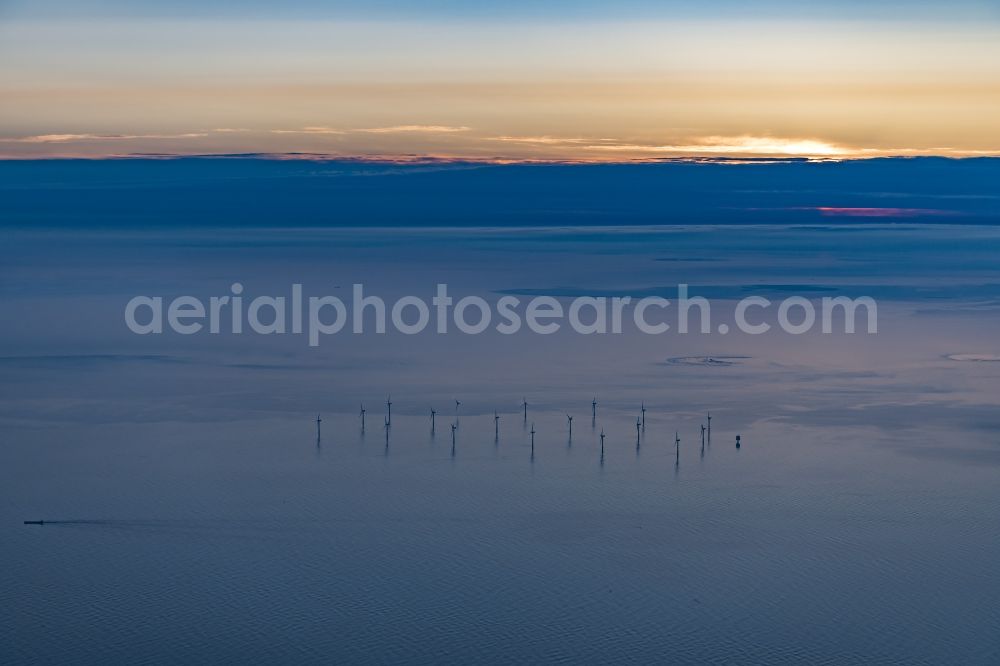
[2,226,999,664]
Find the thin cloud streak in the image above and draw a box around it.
[269,127,346,135]
[488,135,594,145]
[2,133,208,144]
[585,136,853,157]
[355,125,471,134]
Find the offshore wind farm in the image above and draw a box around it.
[312,398,724,468]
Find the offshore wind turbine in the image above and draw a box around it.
[316,414,322,441]
[431,408,437,434]
[736,434,742,449]
[600,428,606,463]
[641,402,646,430]
[530,422,536,454]
[635,417,641,450]
[566,414,573,441]
[707,412,712,444]
[675,431,681,465]
[494,410,500,439]
[451,422,457,452]
[386,395,392,425]
[360,403,366,432]
[522,397,528,423]
[455,399,462,419]
[592,397,597,425]
[700,424,706,456]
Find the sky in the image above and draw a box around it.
[1,0,998,160]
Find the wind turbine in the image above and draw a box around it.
[431,408,437,433]
[566,414,573,441]
[360,403,366,432]
[675,431,681,465]
[386,395,392,425]
[316,414,322,441]
[600,428,606,463]
[592,397,597,424]
[494,410,500,439]
[522,397,528,423]
[707,412,712,444]
[530,422,536,455]
[641,402,646,430]
[635,417,641,449]
[736,434,741,449]
[700,423,706,456]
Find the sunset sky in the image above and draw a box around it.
[1,0,998,159]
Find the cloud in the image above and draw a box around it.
[1,132,208,143]
[355,125,471,134]
[585,136,853,157]
[269,126,346,135]
[487,135,593,145]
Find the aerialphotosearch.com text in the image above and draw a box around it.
[124,283,877,346]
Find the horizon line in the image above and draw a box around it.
[2,152,999,165]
